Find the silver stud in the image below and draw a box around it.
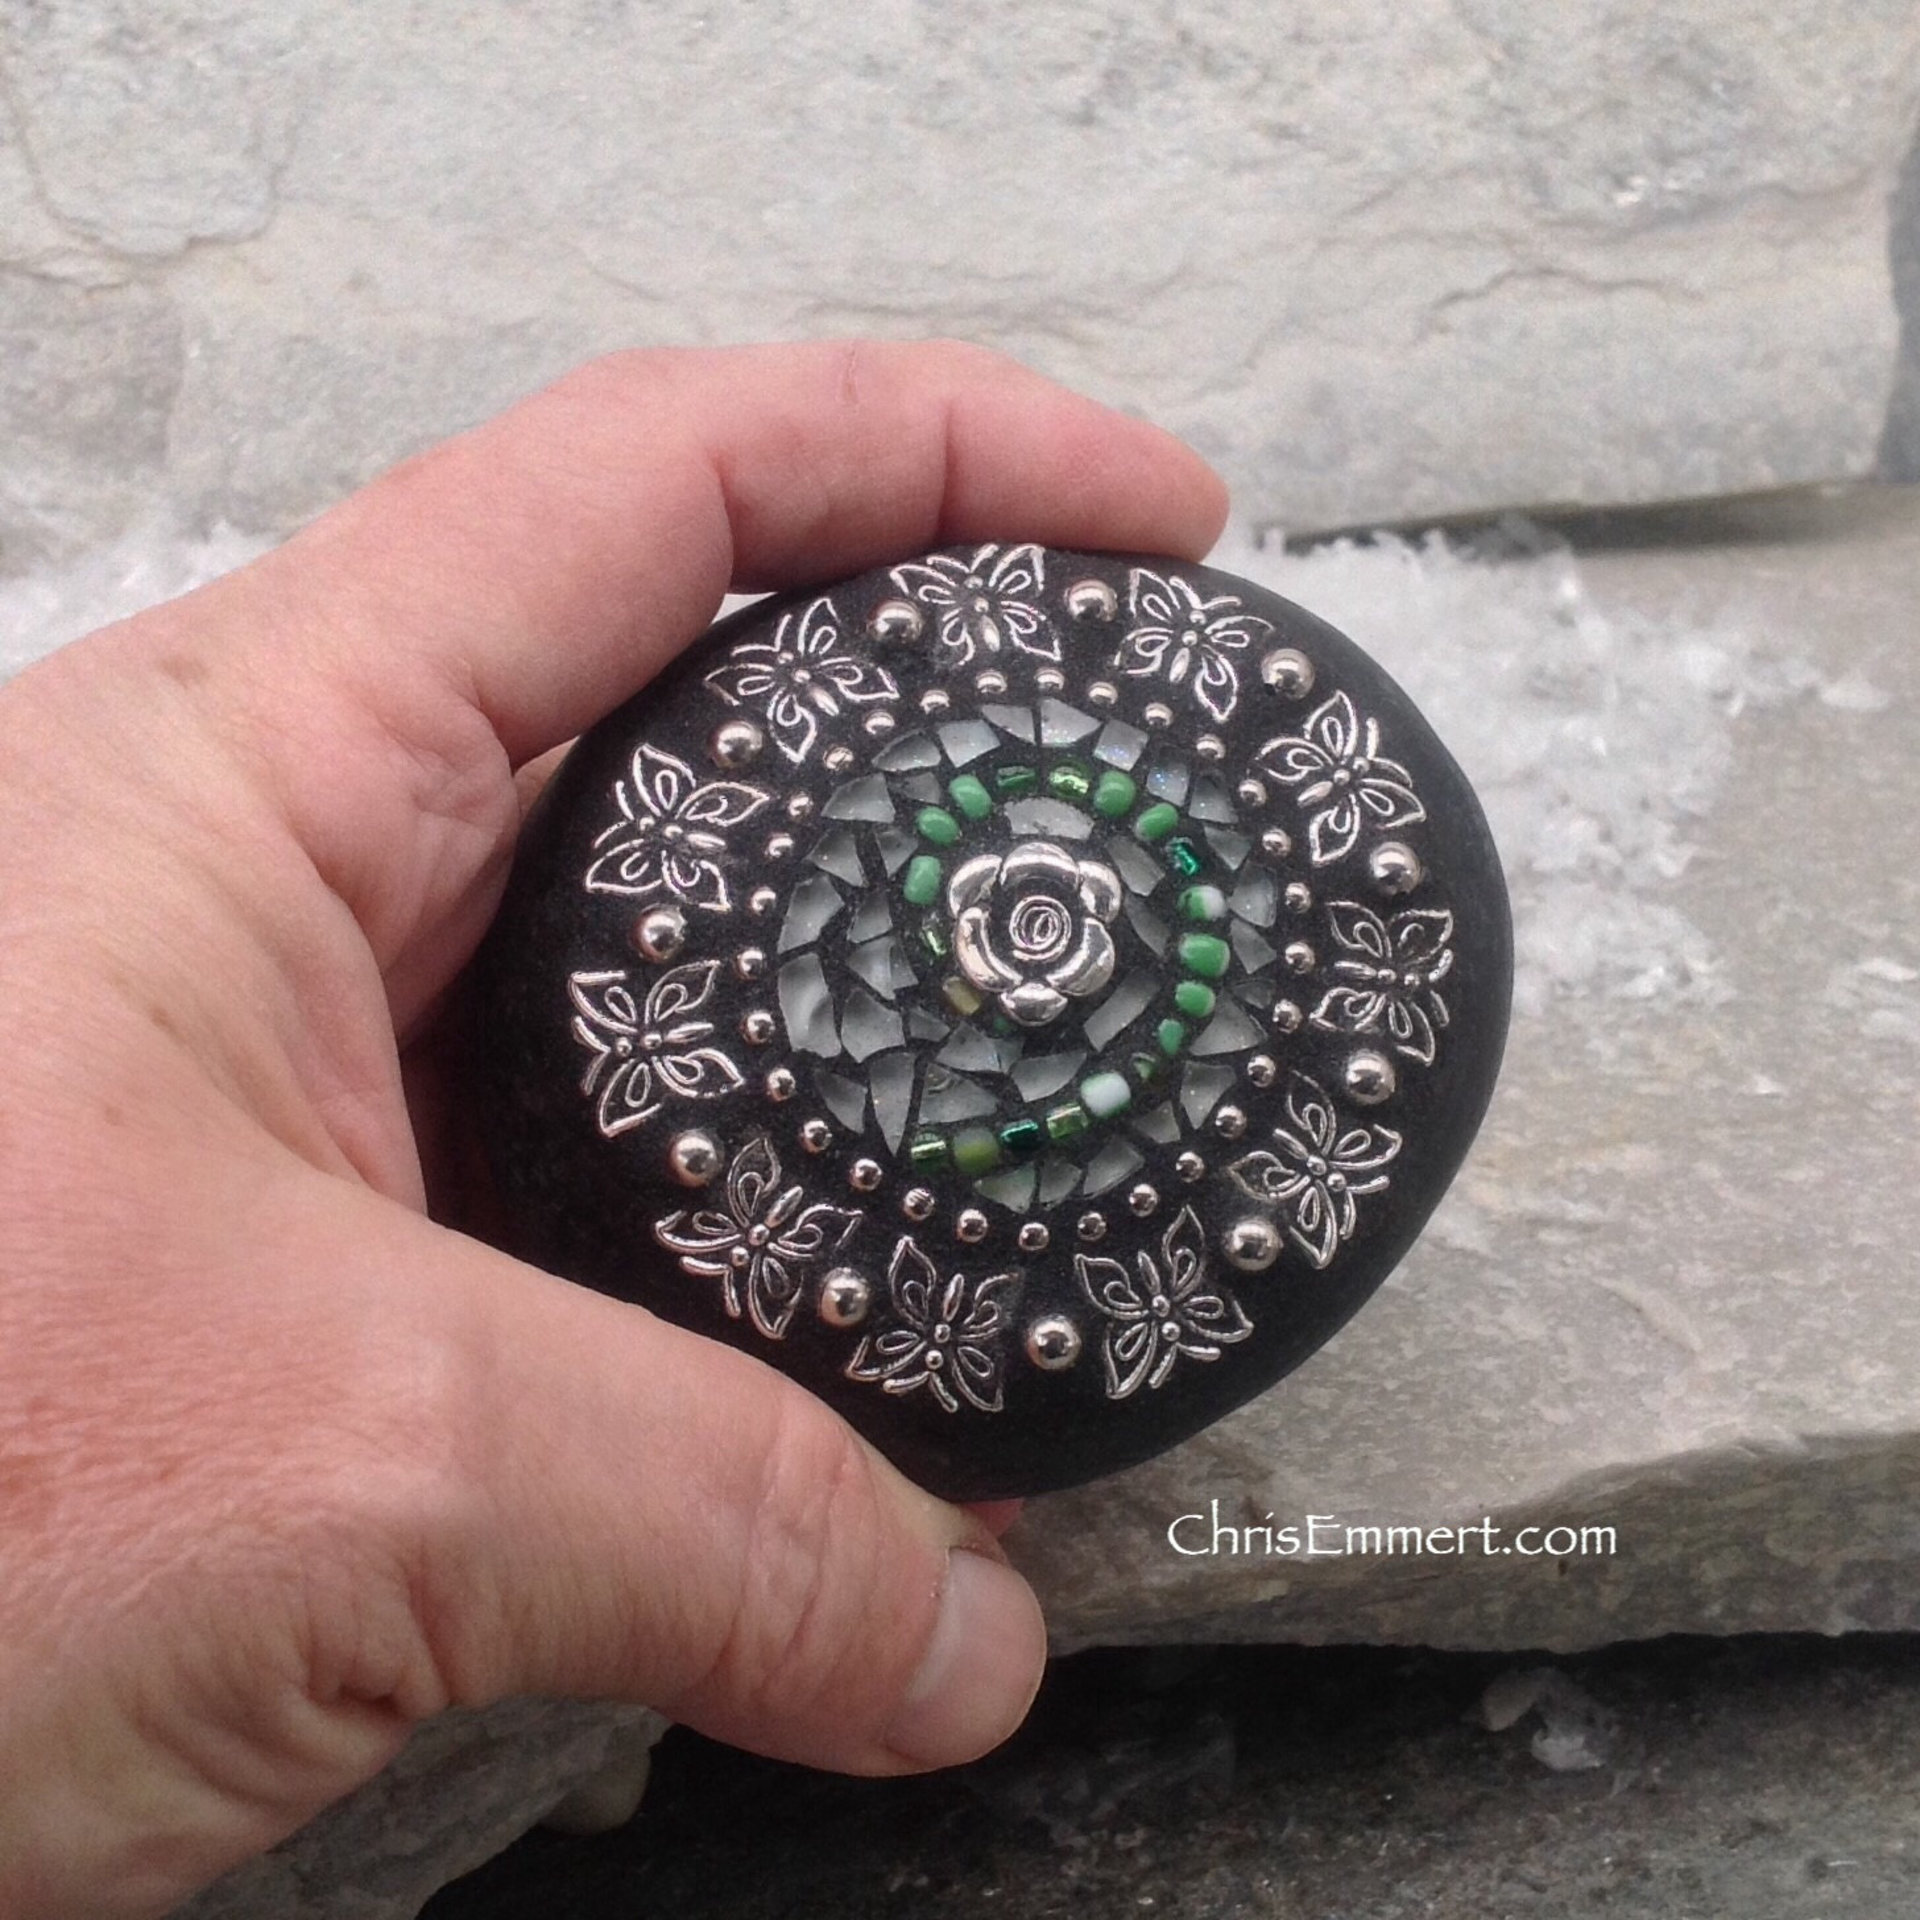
[849,1158,883,1193]
[920,688,951,715]
[786,793,815,822]
[1076,1211,1108,1242]
[1223,1217,1282,1272]
[1260,648,1316,698]
[824,745,855,772]
[1025,1313,1083,1371]
[1284,882,1313,914]
[1343,1050,1398,1105]
[766,832,795,859]
[1035,667,1066,693]
[749,886,778,915]
[1175,1149,1206,1183]
[765,1066,797,1101]
[1260,826,1293,858]
[1369,841,1424,896]
[1128,1182,1160,1218]
[956,1208,989,1243]
[868,597,924,645]
[1065,577,1118,622]
[1246,1053,1279,1088]
[863,709,896,738]
[1272,998,1303,1033]
[740,1009,776,1045]
[819,1267,872,1329]
[1214,1104,1248,1139]
[800,1117,832,1152]
[735,946,769,980]
[709,718,764,769]
[1236,778,1268,808]
[667,1129,724,1187]
[1144,702,1174,729]
[902,1186,936,1222]
[1284,941,1316,974]
[1087,681,1119,709]
[630,905,687,964]
[975,669,1008,696]
[1196,734,1225,763]
[1016,1221,1051,1254]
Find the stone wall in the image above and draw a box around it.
[4,0,1920,565]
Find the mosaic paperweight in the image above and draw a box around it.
[470,546,1511,1500]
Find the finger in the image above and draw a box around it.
[296,1179,1049,1777]
[221,339,1230,763]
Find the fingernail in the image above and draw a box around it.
[885,1546,1047,1769]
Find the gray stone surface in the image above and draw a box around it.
[1021,487,1920,1656]
[5,1,1920,562]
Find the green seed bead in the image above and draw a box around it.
[952,1125,1003,1177]
[993,763,1040,797]
[1048,761,1092,802]
[916,806,961,847]
[908,1132,950,1171]
[1135,802,1179,843]
[1080,1070,1132,1119]
[1092,769,1137,818]
[1180,885,1228,923]
[1157,1017,1188,1057]
[948,774,993,821]
[998,1116,1044,1158]
[1129,1051,1162,1084]
[1178,931,1231,979]
[1044,1101,1090,1143]
[904,854,942,906]
[1165,836,1203,879]
[1174,980,1217,1020]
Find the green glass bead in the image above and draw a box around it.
[1044,1101,1090,1143]
[1047,761,1092,802]
[1157,1017,1188,1057]
[952,1125,1002,1177]
[1092,769,1137,818]
[1165,837,1203,879]
[1080,1070,1132,1119]
[998,1116,1044,1158]
[1129,1051,1162,1084]
[904,854,942,905]
[1134,802,1179,843]
[908,1132,950,1171]
[916,806,961,847]
[1174,980,1217,1019]
[993,763,1040,797]
[948,773,993,821]
[1178,931,1231,979]
[1180,884,1228,922]
[921,924,950,959]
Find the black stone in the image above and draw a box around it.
[468,546,1511,1500]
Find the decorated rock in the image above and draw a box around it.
[470,547,1511,1500]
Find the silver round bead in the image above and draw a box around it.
[1128,1182,1160,1218]
[975,669,1008,696]
[708,718,765,769]
[749,886,778,915]
[1223,1217,1282,1273]
[1144,702,1174,729]
[1214,1104,1249,1139]
[735,946,769,980]
[868,597,925,645]
[818,1267,872,1329]
[1272,998,1304,1033]
[1369,840,1425,896]
[1076,1211,1108,1242]
[1195,734,1225,763]
[766,832,795,859]
[765,1066,797,1101]
[1016,1221,1050,1254]
[1065,577,1119,622]
[849,1158,884,1193]
[799,1117,833,1153]
[863,710,896,738]
[1343,1050,1398,1106]
[1284,941,1317,974]
[1034,667,1066,693]
[740,1009,776,1045]
[1087,680,1119,709]
[1284,881,1313,914]
[902,1186,936,1222]
[956,1208,990,1244]
[1260,648,1316,698]
[1246,1053,1279,1088]
[630,905,687,964]
[1024,1313,1083,1371]
[1260,826,1293,858]
[786,793,815,821]
[1236,778,1268,808]
[823,745,855,773]
[1175,1149,1206,1183]
[666,1129,724,1188]
[920,688,951,715]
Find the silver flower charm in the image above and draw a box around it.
[1114,568,1273,723]
[1227,1072,1401,1269]
[1312,903,1454,1064]
[1076,1205,1253,1400]
[568,962,743,1137]
[888,543,1053,667]
[948,841,1120,1028]
[704,595,899,765]
[584,744,769,908]
[847,1237,1015,1413]
[656,1135,859,1340]
[1257,690,1426,866]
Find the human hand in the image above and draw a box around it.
[0,340,1227,1918]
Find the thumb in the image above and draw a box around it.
[311,1180,1050,1775]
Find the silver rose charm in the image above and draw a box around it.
[947,840,1121,1028]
